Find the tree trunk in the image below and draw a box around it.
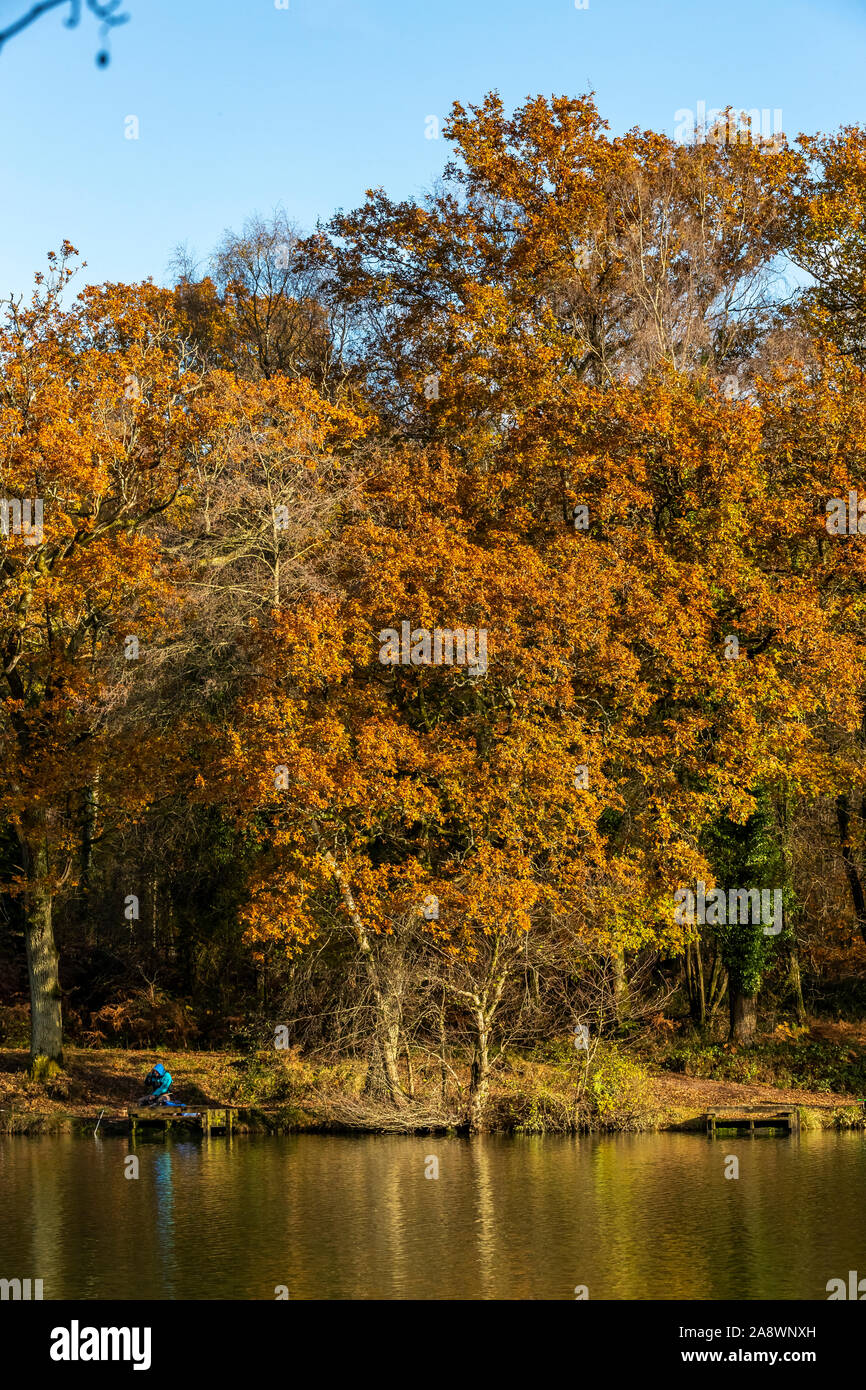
[403,1036,415,1099]
[706,952,728,1023]
[362,1038,389,1099]
[363,988,406,1106]
[325,852,407,1108]
[729,987,757,1044]
[468,1008,491,1133]
[80,779,98,947]
[461,940,509,1133]
[835,794,866,946]
[685,941,706,1026]
[788,947,807,1025]
[439,988,448,1105]
[21,831,63,1073]
[612,946,629,1024]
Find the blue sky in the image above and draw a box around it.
[0,0,864,296]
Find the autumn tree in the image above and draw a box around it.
[214,428,684,1122]
[170,213,351,394]
[297,93,865,1046]
[0,250,266,1070]
[788,126,866,364]
[301,92,797,444]
[9,96,866,1097]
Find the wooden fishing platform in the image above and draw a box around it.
[704,1105,800,1137]
[127,1106,235,1137]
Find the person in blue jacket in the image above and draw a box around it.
[140,1062,173,1105]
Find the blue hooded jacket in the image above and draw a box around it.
[144,1063,172,1099]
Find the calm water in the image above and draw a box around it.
[1,1130,864,1299]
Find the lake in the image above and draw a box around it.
[1,1130,863,1299]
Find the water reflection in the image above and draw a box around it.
[0,1131,863,1299]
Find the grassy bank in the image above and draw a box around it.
[1,1018,865,1135]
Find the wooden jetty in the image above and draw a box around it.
[704,1105,800,1137]
[127,1106,235,1137]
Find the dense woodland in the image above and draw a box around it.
[4,95,866,1127]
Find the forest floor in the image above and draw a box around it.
[1,1026,864,1132]
[0,1049,269,1120]
[649,1070,857,1117]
